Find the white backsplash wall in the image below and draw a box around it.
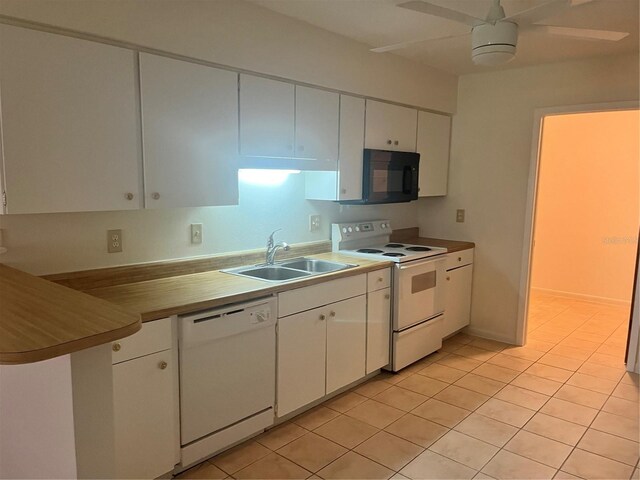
[0,173,418,275]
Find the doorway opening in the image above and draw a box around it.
[521,108,639,372]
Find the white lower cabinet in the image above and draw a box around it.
[112,318,179,479]
[277,274,367,417]
[366,287,391,374]
[442,250,474,337]
[326,296,366,394]
[277,305,328,417]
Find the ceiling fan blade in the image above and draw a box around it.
[524,24,629,41]
[371,32,471,53]
[398,1,485,27]
[504,0,590,26]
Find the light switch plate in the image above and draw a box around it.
[107,229,122,253]
[309,215,321,232]
[456,209,465,223]
[191,223,203,244]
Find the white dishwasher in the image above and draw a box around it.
[178,296,276,467]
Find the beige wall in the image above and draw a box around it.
[418,53,639,342]
[530,111,639,303]
[0,0,456,275]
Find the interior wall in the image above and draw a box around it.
[530,110,639,303]
[0,0,457,275]
[0,174,419,275]
[418,52,639,343]
[0,0,456,113]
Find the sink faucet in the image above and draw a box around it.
[266,229,290,265]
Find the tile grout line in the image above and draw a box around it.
[189,296,635,480]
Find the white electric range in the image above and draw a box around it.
[332,220,448,371]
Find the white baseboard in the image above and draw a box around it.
[531,287,632,307]
[463,326,517,346]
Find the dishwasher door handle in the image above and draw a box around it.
[180,298,277,349]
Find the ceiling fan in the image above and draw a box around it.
[371,0,629,66]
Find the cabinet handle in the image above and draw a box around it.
[446,276,451,281]
[384,294,390,300]
[387,139,392,145]
[319,314,326,321]
[125,193,134,201]
[394,140,399,146]
[159,361,168,370]
[458,256,462,262]
[152,192,160,200]
[341,188,347,195]
[329,311,336,317]
[112,343,121,352]
[377,277,383,282]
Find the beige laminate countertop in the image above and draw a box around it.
[0,264,141,365]
[85,253,392,322]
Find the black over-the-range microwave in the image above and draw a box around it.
[340,149,420,205]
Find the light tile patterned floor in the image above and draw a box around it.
[178,294,639,479]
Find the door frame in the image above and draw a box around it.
[516,101,640,372]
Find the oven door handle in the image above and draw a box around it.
[396,257,446,272]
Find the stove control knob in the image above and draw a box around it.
[347,227,353,233]
[381,223,387,229]
[355,226,360,232]
[342,227,347,234]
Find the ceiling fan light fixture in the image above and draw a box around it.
[471,22,518,66]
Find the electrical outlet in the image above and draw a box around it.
[456,209,466,223]
[107,229,122,253]
[191,223,203,244]
[309,214,321,232]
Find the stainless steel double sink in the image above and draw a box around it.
[222,257,356,282]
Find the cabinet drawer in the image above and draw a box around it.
[367,268,391,292]
[278,274,366,318]
[112,317,172,364]
[446,248,474,270]
[393,316,443,371]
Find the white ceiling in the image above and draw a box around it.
[250,0,639,74]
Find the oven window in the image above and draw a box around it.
[372,166,404,193]
[411,270,436,293]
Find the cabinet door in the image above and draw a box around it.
[0,25,141,214]
[443,265,473,337]
[277,307,326,416]
[338,95,365,201]
[367,288,391,374]
[113,350,177,479]
[417,111,451,197]
[239,75,294,158]
[326,295,366,394]
[139,54,238,208]
[295,86,339,162]
[365,100,417,152]
[304,95,364,201]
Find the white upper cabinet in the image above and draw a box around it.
[0,25,141,214]
[239,76,339,170]
[295,86,339,163]
[305,95,364,201]
[417,111,451,197]
[139,53,239,208]
[365,100,418,152]
[239,75,294,158]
